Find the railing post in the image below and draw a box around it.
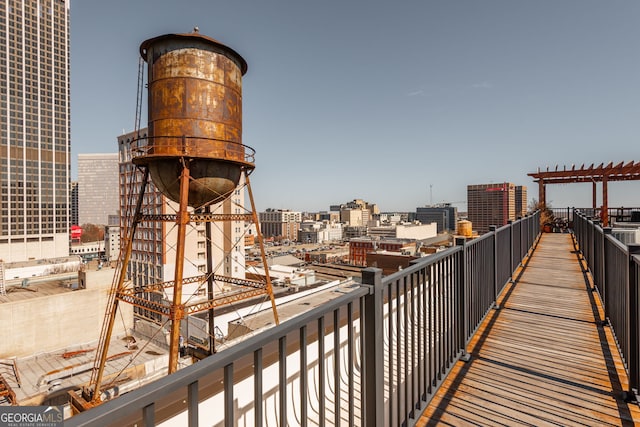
[188,381,198,427]
[362,267,384,426]
[508,220,514,283]
[489,225,500,310]
[523,215,528,250]
[592,220,601,289]
[601,228,612,299]
[626,245,640,402]
[456,237,471,362]
[524,215,529,248]
[587,216,594,267]
[520,216,525,263]
[142,403,155,427]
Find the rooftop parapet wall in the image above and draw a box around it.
[0,269,133,358]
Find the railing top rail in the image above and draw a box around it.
[495,223,511,233]
[466,230,493,248]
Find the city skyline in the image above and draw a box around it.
[70,1,640,212]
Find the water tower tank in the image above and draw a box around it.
[457,220,473,238]
[135,31,251,207]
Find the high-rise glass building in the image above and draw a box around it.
[0,0,71,262]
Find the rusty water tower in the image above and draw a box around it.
[135,30,252,207]
[78,31,279,409]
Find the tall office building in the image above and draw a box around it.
[0,0,71,262]
[78,153,119,226]
[467,182,516,235]
[338,199,378,227]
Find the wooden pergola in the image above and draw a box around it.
[528,161,640,226]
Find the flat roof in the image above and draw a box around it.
[220,279,360,348]
[2,335,169,406]
[0,277,77,304]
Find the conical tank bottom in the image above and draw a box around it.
[148,158,241,207]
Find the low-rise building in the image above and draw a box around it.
[349,238,415,266]
[299,221,343,244]
[70,240,105,262]
[259,209,302,242]
[369,222,437,240]
[366,252,420,276]
[105,223,120,262]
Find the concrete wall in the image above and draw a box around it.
[0,268,133,358]
[0,233,70,264]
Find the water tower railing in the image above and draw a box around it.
[129,135,256,165]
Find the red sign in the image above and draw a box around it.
[71,225,82,240]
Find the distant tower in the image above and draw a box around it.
[80,31,279,407]
[0,1,71,262]
[78,153,119,226]
[71,182,79,227]
[515,185,528,218]
[467,183,516,234]
[416,205,457,233]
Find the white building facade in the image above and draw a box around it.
[78,153,119,226]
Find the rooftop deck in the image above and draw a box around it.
[419,232,640,426]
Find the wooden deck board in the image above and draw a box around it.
[417,233,640,426]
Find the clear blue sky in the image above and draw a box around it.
[71,0,640,212]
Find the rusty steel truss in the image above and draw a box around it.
[81,163,279,407]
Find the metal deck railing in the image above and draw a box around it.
[574,209,640,402]
[67,213,542,426]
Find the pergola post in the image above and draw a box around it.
[602,176,609,226]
